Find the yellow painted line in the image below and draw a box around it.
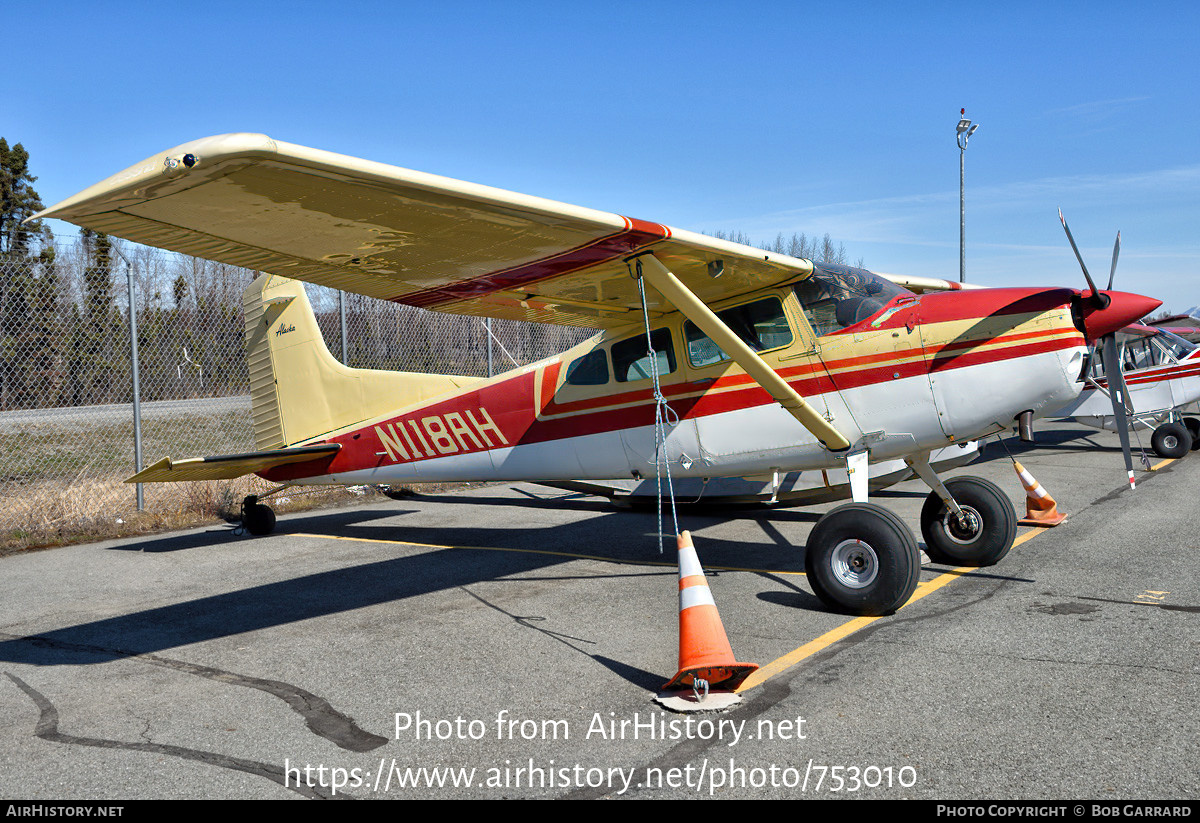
[291,532,806,575]
[737,528,1043,692]
[1149,458,1175,471]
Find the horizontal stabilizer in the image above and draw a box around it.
[126,443,341,483]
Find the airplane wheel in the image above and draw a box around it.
[1151,422,1191,459]
[805,502,920,616]
[920,476,1016,567]
[241,495,277,536]
[1183,418,1200,451]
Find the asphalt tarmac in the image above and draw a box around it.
[0,423,1196,800]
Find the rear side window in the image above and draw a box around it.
[612,328,676,382]
[564,349,609,385]
[684,297,792,367]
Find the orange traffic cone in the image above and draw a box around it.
[662,531,758,692]
[1013,460,1067,527]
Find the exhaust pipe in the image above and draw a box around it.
[1016,410,1035,443]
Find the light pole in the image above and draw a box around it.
[957,109,979,283]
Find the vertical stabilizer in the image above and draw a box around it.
[242,275,478,449]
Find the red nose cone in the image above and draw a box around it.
[1080,291,1162,340]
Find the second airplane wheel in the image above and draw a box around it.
[1182,418,1200,452]
[805,502,921,616]
[920,476,1016,567]
[1151,422,1191,459]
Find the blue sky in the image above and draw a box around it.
[12,1,1200,311]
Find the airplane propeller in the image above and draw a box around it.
[1059,210,1138,489]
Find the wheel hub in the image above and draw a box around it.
[830,539,879,589]
[944,505,983,544]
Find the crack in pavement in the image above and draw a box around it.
[0,632,386,752]
[5,672,345,800]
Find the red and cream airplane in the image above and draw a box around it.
[34,134,1159,616]
[1047,323,1200,458]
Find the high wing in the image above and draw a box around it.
[35,133,813,329]
[877,272,985,293]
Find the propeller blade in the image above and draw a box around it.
[1102,333,1137,490]
[1059,209,1101,296]
[1107,231,1121,291]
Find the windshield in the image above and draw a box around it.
[793,263,912,337]
[1154,329,1198,362]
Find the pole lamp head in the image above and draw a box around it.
[957,113,979,149]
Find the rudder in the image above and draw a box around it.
[243,274,478,449]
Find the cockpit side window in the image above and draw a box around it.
[793,263,910,337]
[1122,339,1156,370]
[683,297,793,367]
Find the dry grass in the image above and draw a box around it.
[0,475,410,556]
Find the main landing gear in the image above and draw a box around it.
[1151,420,1195,459]
[805,503,921,616]
[804,455,1017,616]
[240,495,277,536]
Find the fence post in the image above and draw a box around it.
[121,254,144,511]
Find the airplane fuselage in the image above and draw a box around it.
[261,285,1089,487]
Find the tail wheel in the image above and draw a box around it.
[920,476,1016,566]
[241,495,277,536]
[1151,422,1191,459]
[805,502,920,616]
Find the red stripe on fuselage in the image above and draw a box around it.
[1089,361,1200,390]
[272,323,1082,480]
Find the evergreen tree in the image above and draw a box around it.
[0,139,49,408]
[79,228,119,402]
[0,138,45,258]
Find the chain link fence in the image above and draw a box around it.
[0,239,592,543]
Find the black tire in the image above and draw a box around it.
[1151,422,1191,459]
[1183,418,1200,451]
[241,495,277,536]
[805,502,921,616]
[920,476,1016,567]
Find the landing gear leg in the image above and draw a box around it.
[908,454,1016,566]
[241,495,277,536]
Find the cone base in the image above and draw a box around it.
[654,689,744,712]
[1019,512,1067,527]
[663,662,759,692]
[1020,502,1067,527]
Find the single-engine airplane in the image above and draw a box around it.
[33,133,1159,616]
[1045,323,1200,458]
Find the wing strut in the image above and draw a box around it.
[631,253,851,451]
